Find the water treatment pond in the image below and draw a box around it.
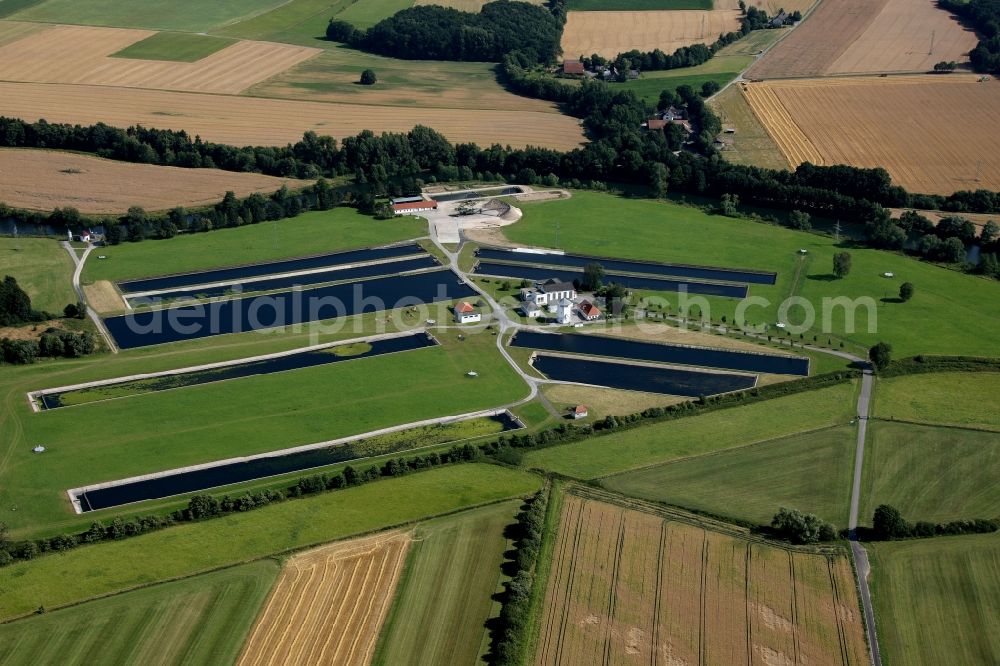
[474,262,748,298]
[117,243,426,293]
[477,248,776,285]
[532,354,756,396]
[128,256,439,306]
[512,331,808,376]
[73,412,523,513]
[104,269,477,349]
[39,333,436,410]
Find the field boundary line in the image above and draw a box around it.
[788,551,801,664]
[698,530,708,666]
[867,416,1000,435]
[601,510,627,666]
[651,520,666,666]
[744,543,753,666]
[0,491,537,625]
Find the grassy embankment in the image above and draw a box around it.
[0,464,542,621]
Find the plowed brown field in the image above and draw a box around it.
[238,531,411,666]
[828,0,978,75]
[746,0,887,79]
[561,10,741,59]
[536,490,868,666]
[0,148,307,213]
[742,76,1000,194]
[0,24,318,94]
[0,82,586,150]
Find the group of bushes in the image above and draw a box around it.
[493,488,549,665]
[769,507,838,544]
[0,276,97,365]
[870,504,998,541]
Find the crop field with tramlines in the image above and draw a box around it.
[560,9,740,59]
[535,490,869,665]
[741,76,1000,194]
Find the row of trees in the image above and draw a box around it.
[939,0,1000,73]
[871,504,998,541]
[326,1,562,62]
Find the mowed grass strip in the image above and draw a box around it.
[503,191,1000,357]
[373,500,519,665]
[873,371,1000,431]
[860,422,1000,525]
[81,207,425,284]
[602,425,856,526]
[0,237,77,314]
[9,0,288,31]
[0,464,542,621]
[868,532,1000,665]
[22,334,526,520]
[0,561,279,665]
[522,381,856,479]
[110,31,236,62]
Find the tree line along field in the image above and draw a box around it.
[0,148,310,214]
[0,464,542,620]
[560,9,740,59]
[523,381,857,480]
[0,561,280,665]
[535,490,869,665]
[238,531,411,665]
[503,192,1000,357]
[868,531,1000,665]
[372,500,520,665]
[740,76,1000,195]
[602,425,856,526]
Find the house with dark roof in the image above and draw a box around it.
[522,279,577,307]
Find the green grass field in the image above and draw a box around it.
[503,191,1000,357]
[0,238,77,314]
[0,560,277,664]
[860,422,1000,525]
[9,331,525,534]
[522,380,856,479]
[110,32,235,62]
[10,0,288,31]
[874,372,1000,431]
[334,0,414,28]
[82,208,424,284]
[617,71,740,104]
[868,532,1000,665]
[601,425,855,526]
[0,464,541,621]
[565,0,710,9]
[214,0,355,43]
[373,500,518,665]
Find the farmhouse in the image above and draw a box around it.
[520,302,543,318]
[577,300,601,321]
[561,60,585,75]
[392,199,438,214]
[522,279,577,307]
[454,301,481,324]
[571,405,588,419]
[646,119,668,131]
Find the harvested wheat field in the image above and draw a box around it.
[0,82,586,150]
[238,531,411,666]
[746,0,887,79]
[828,0,978,75]
[0,24,318,95]
[742,76,1000,194]
[561,10,741,59]
[0,149,308,213]
[535,489,868,666]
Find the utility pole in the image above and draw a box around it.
[929,30,935,56]
[976,160,982,183]
[834,220,841,243]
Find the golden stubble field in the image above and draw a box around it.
[0,82,586,150]
[741,76,1000,195]
[561,10,741,59]
[0,148,308,213]
[0,24,318,94]
[238,531,411,666]
[536,491,868,666]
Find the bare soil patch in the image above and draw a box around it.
[0,24,318,94]
[0,82,586,150]
[0,148,308,213]
[238,530,411,666]
[561,9,741,59]
[742,76,1000,195]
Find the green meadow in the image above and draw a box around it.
[602,425,855,526]
[10,0,288,31]
[81,208,425,285]
[874,371,1000,431]
[0,238,77,313]
[110,32,235,62]
[868,532,1000,665]
[0,464,541,621]
[523,380,856,479]
[504,191,1000,357]
[0,561,278,665]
